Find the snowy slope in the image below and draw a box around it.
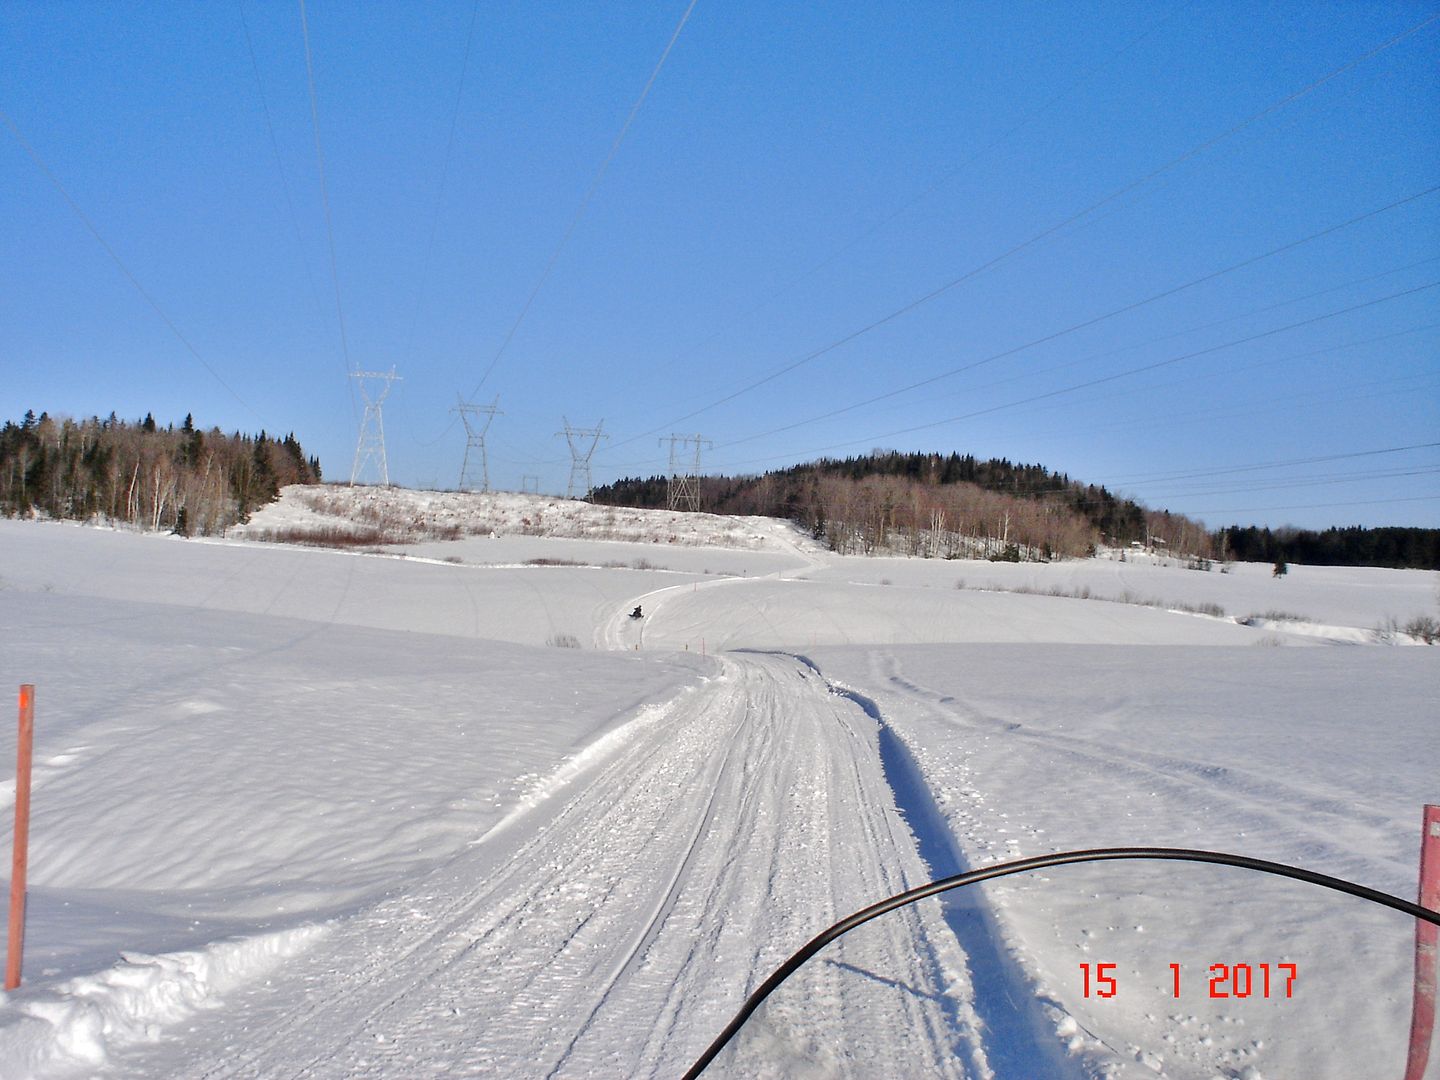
[807,644,1438,1078]
[0,515,1435,1078]
[801,548,1440,641]
[0,523,708,1075]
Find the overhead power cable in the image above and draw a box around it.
[614,11,1440,449]
[893,439,1440,504]
[1015,364,1440,450]
[655,7,1181,373]
[996,464,1440,506]
[591,438,1440,519]
[585,304,1440,478]
[1186,494,1439,516]
[709,281,1440,472]
[237,0,334,373]
[465,0,700,402]
[403,0,482,362]
[1146,466,1440,501]
[716,187,1440,451]
[0,106,261,420]
[929,321,1440,446]
[1096,441,1440,488]
[887,313,1440,444]
[298,0,357,414]
[914,438,1440,507]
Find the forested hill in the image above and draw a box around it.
[593,451,1440,568]
[593,451,1212,561]
[0,410,320,536]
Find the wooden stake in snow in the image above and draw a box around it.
[1405,803,1440,1080]
[6,685,34,991]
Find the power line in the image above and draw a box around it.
[707,281,1440,472]
[714,187,1440,452]
[1185,494,1439,517]
[1097,441,1440,488]
[403,0,482,362]
[588,439,1439,524]
[888,469,1440,519]
[949,321,1440,432]
[1146,466,1440,501]
[237,0,333,382]
[610,354,1435,485]
[910,440,1440,503]
[888,315,1440,447]
[611,11,1440,450]
[298,0,357,411]
[1026,362,1440,448]
[651,6,1182,375]
[0,106,261,420]
[466,0,700,403]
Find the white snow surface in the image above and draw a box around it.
[0,505,1436,1079]
[233,485,814,562]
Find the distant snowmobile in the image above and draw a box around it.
[629,605,643,620]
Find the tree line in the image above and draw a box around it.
[0,410,321,536]
[593,451,1218,561]
[1221,525,1440,571]
[596,451,1439,568]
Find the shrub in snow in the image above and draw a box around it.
[1240,611,1310,626]
[1403,614,1438,644]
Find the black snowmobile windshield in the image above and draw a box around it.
[697,852,1439,1079]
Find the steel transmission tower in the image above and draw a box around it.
[453,396,502,492]
[349,369,401,486]
[557,418,607,500]
[662,433,711,512]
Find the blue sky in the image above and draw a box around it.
[3,1,1437,529]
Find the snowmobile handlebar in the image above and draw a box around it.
[681,846,1440,1078]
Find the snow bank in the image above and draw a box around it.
[0,924,325,1078]
[230,484,815,555]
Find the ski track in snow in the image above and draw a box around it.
[108,654,989,1079]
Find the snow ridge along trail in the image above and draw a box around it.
[114,654,979,1079]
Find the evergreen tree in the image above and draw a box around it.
[0,411,320,535]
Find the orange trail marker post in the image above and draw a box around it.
[6,685,34,991]
[1404,804,1440,1080]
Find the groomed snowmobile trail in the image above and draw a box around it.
[110,653,1006,1078]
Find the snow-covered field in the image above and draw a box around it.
[0,495,1436,1078]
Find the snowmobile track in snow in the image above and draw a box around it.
[116,652,997,1079]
